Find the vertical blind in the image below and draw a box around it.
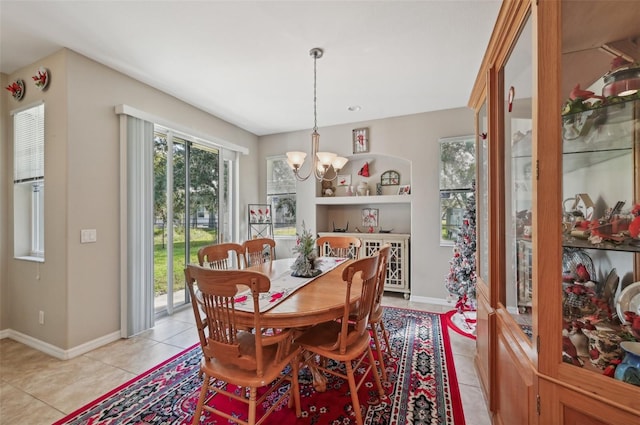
[14,103,45,182]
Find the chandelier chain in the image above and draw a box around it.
[313,51,318,132]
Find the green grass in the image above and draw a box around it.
[154,227,217,295]
[154,225,296,296]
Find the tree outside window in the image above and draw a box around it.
[267,156,297,236]
[439,135,476,245]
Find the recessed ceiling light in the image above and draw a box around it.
[348,105,361,112]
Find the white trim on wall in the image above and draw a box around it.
[114,104,250,155]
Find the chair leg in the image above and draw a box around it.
[291,355,302,417]
[366,346,385,399]
[192,370,210,425]
[379,321,392,358]
[370,323,388,380]
[345,360,364,425]
[248,387,257,425]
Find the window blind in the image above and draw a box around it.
[14,104,44,183]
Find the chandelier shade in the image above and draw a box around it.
[286,48,347,181]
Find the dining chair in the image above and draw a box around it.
[197,242,245,269]
[243,238,276,267]
[316,235,361,259]
[369,244,392,380]
[294,255,385,425]
[184,265,301,425]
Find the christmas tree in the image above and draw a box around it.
[445,181,477,305]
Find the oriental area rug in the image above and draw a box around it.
[53,307,465,425]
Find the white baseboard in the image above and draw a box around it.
[0,329,121,360]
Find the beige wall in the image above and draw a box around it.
[2,49,258,351]
[2,46,474,353]
[259,107,475,300]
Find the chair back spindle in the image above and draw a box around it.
[197,242,245,269]
[243,238,276,267]
[338,255,379,354]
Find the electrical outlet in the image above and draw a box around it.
[39,310,44,325]
[80,229,97,243]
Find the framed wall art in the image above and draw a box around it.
[398,185,411,195]
[361,208,378,227]
[352,127,369,154]
[337,174,351,187]
[381,170,400,186]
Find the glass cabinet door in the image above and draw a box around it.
[561,97,640,382]
[502,15,533,339]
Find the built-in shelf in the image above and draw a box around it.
[315,195,412,205]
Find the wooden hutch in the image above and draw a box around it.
[469,1,640,424]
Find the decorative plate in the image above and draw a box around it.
[616,281,640,325]
[32,66,49,90]
[6,79,25,100]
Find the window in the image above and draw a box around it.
[13,103,45,260]
[267,156,296,236]
[439,135,475,246]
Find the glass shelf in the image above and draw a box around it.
[563,236,640,253]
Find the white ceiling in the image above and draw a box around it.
[1,1,501,136]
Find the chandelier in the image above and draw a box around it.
[286,48,348,181]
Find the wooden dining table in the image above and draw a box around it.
[234,257,360,329]
[238,257,362,392]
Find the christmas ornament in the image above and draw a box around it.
[358,162,370,177]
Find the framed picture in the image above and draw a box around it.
[381,170,400,186]
[362,208,379,227]
[337,174,351,187]
[398,185,411,195]
[352,127,369,154]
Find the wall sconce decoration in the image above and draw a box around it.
[5,79,25,100]
[32,67,49,90]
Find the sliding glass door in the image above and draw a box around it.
[153,127,229,315]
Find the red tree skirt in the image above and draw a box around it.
[445,309,477,340]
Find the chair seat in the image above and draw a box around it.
[295,320,372,361]
[201,341,301,387]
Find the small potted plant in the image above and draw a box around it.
[291,221,320,277]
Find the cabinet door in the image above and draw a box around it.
[560,98,640,385]
[554,0,640,411]
[502,14,534,340]
[477,101,490,289]
[384,239,407,291]
[362,237,409,292]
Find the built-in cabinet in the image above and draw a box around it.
[318,232,410,297]
[313,153,413,296]
[470,1,640,424]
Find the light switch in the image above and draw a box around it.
[81,229,97,243]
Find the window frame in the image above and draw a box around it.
[439,135,476,247]
[12,102,45,261]
[266,155,297,237]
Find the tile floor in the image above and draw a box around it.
[0,295,491,425]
